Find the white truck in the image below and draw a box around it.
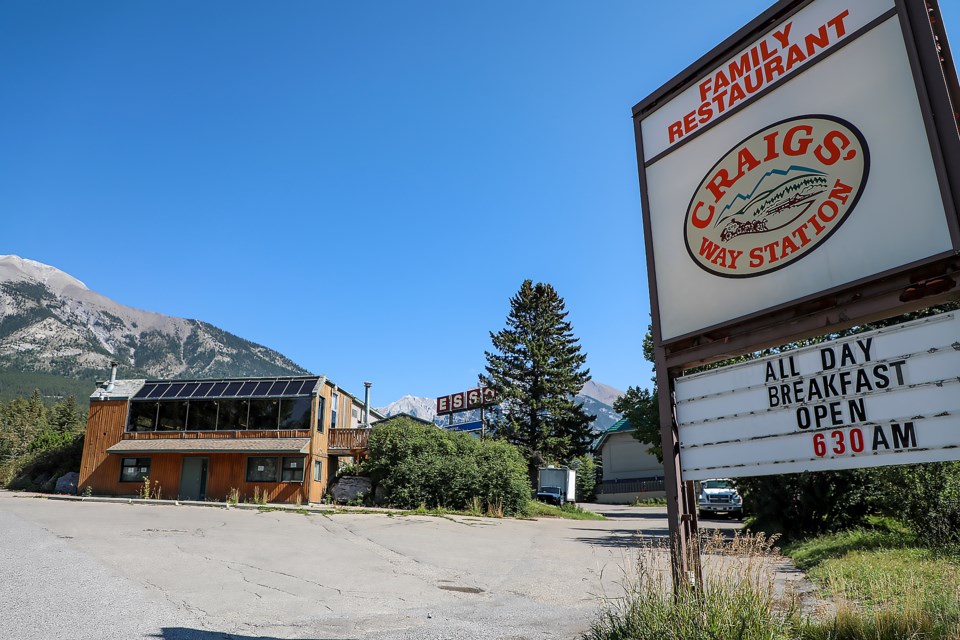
[536,466,576,506]
[697,478,744,519]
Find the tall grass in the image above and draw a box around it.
[584,526,960,640]
[584,532,802,640]
[797,543,960,639]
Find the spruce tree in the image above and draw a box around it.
[482,280,594,483]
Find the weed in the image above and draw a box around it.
[294,492,302,508]
[528,500,606,521]
[584,531,801,640]
[226,487,239,505]
[466,496,484,517]
[140,476,151,500]
[81,485,93,497]
[250,486,267,505]
[631,497,667,506]
[485,498,504,519]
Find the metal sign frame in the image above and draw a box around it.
[631,0,960,587]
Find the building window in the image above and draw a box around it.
[157,401,188,431]
[279,397,312,431]
[248,398,280,430]
[313,459,323,482]
[187,400,218,431]
[127,396,315,433]
[127,403,158,432]
[330,392,339,429]
[120,458,151,482]
[316,397,325,433]
[245,456,279,482]
[281,457,305,483]
[218,399,249,431]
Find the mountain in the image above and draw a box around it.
[578,380,624,407]
[0,255,309,392]
[377,382,624,433]
[376,395,438,421]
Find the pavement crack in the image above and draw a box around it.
[223,560,344,595]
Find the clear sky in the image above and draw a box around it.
[2,1,957,406]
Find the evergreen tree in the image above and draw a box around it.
[612,386,662,462]
[50,395,83,431]
[482,280,594,482]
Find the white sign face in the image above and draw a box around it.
[674,312,960,480]
[639,0,954,340]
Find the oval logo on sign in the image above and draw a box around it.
[684,115,869,278]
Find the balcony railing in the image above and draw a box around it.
[328,428,371,453]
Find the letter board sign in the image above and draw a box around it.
[634,0,960,345]
[674,312,960,480]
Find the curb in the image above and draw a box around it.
[36,494,337,513]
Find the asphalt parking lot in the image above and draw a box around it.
[0,493,745,640]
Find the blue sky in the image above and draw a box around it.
[2,2,957,406]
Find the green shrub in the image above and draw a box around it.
[365,417,530,516]
[737,470,877,541]
[880,462,960,549]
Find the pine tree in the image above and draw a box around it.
[482,280,594,483]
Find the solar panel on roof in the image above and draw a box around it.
[301,380,316,395]
[208,382,229,396]
[195,382,214,397]
[251,381,272,396]
[147,384,167,398]
[269,380,290,396]
[223,381,243,396]
[129,377,319,403]
[180,382,201,397]
[133,383,157,399]
[162,383,186,398]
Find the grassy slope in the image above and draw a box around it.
[784,519,960,639]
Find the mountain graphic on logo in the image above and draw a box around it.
[715,165,828,242]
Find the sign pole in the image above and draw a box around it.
[656,353,702,591]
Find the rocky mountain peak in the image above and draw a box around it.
[0,256,309,382]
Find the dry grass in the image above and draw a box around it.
[586,527,960,640]
[584,531,801,640]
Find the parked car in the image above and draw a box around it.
[536,486,565,506]
[697,478,743,519]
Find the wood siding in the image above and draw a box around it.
[86,452,310,503]
[79,378,371,504]
[79,401,128,493]
[309,388,331,503]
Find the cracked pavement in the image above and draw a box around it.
[0,493,743,639]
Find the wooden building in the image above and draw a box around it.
[78,375,381,504]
